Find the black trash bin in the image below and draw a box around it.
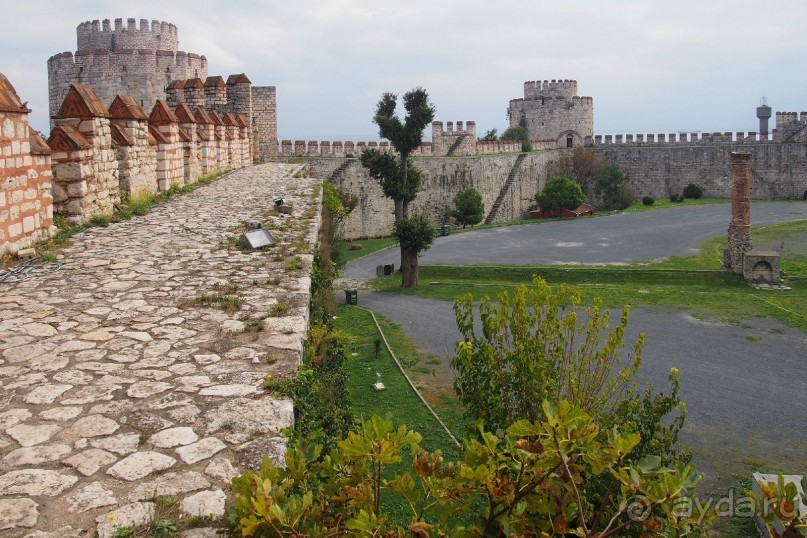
[345,288,358,305]
[440,225,451,236]
[383,264,394,276]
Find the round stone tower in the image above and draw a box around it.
[507,79,594,148]
[47,18,208,125]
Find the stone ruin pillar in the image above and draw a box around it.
[723,152,753,274]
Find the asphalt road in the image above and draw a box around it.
[342,201,807,482]
[344,201,807,280]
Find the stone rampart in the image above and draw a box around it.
[49,18,277,163]
[278,138,525,159]
[0,74,55,254]
[589,140,807,200]
[431,120,477,156]
[76,18,178,52]
[0,80,251,236]
[308,153,554,239]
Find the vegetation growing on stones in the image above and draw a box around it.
[283,183,355,450]
[449,187,485,228]
[550,146,605,195]
[535,176,587,211]
[360,87,436,288]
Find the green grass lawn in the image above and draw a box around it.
[336,237,397,264]
[334,304,466,458]
[334,304,471,526]
[371,220,807,333]
[622,196,729,213]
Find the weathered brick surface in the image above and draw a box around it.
[0,74,55,254]
[724,152,753,273]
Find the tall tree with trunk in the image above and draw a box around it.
[360,87,436,288]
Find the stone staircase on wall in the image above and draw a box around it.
[485,154,527,224]
[446,134,468,156]
[329,159,354,182]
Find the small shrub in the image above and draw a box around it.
[803,190,807,200]
[670,193,684,203]
[285,257,303,271]
[111,527,138,538]
[272,303,289,316]
[89,214,111,227]
[683,183,703,199]
[612,184,637,210]
[196,293,243,312]
[642,196,655,206]
[243,318,266,332]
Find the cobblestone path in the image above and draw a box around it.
[0,163,318,537]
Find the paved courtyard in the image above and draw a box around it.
[0,163,317,537]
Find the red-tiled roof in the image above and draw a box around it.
[108,95,149,120]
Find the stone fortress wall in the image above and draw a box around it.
[48,19,278,162]
[305,79,807,240]
[308,153,552,239]
[0,70,251,254]
[48,19,208,122]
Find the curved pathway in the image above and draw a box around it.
[344,201,807,280]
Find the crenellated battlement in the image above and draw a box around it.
[48,18,208,128]
[510,95,594,105]
[523,79,578,100]
[77,18,178,52]
[586,131,777,147]
[431,120,478,156]
[277,136,525,158]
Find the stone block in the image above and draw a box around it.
[8,222,22,238]
[743,251,781,283]
[67,181,89,198]
[22,215,35,233]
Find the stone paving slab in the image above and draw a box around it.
[0,163,319,536]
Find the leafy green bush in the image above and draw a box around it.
[595,164,633,209]
[683,183,703,199]
[670,193,684,203]
[643,196,655,206]
[452,276,690,467]
[449,187,485,228]
[612,183,637,210]
[230,404,713,537]
[535,176,586,211]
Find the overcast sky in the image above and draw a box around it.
[4,0,807,141]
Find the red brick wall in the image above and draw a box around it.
[0,110,55,254]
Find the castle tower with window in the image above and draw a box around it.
[507,79,594,148]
